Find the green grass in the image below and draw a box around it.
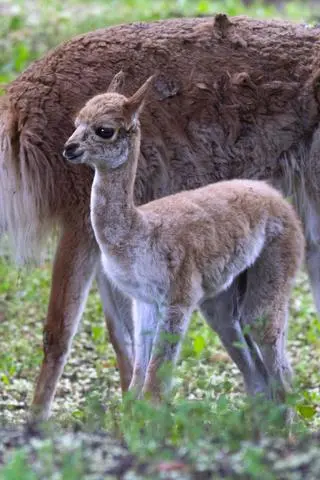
[1,255,319,426]
[1,0,320,478]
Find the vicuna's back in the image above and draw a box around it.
[139,179,303,280]
[2,16,320,244]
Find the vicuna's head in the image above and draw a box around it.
[63,72,154,170]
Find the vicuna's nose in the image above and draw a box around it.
[63,142,80,158]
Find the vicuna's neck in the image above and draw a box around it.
[90,132,142,251]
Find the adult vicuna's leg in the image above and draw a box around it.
[286,128,320,316]
[294,130,320,315]
[31,222,99,421]
[142,304,192,400]
[96,267,134,392]
[128,300,159,396]
[200,284,269,397]
[300,197,320,313]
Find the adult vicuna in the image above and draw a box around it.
[1,15,320,419]
[63,73,304,401]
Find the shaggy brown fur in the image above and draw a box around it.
[1,15,320,419]
[64,75,304,403]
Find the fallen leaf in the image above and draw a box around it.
[154,461,189,473]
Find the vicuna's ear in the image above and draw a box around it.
[124,75,155,121]
[107,70,126,93]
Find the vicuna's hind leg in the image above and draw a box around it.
[96,267,134,392]
[295,191,320,314]
[200,282,269,398]
[31,223,99,421]
[301,130,320,314]
[241,244,295,403]
[305,239,320,314]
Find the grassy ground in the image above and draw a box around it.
[1,0,320,478]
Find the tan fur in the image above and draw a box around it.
[0,97,54,262]
[64,76,304,403]
[1,15,319,419]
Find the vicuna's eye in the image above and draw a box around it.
[95,126,117,140]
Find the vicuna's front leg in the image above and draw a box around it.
[31,222,99,421]
[142,304,192,401]
[96,267,134,392]
[129,300,159,396]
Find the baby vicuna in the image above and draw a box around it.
[63,73,304,403]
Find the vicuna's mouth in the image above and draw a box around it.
[62,149,84,162]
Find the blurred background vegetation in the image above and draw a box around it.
[1,0,320,87]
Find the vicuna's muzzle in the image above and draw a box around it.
[63,141,84,162]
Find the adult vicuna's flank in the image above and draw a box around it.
[64,74,304,401]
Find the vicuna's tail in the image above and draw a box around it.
[0,95,55,263]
